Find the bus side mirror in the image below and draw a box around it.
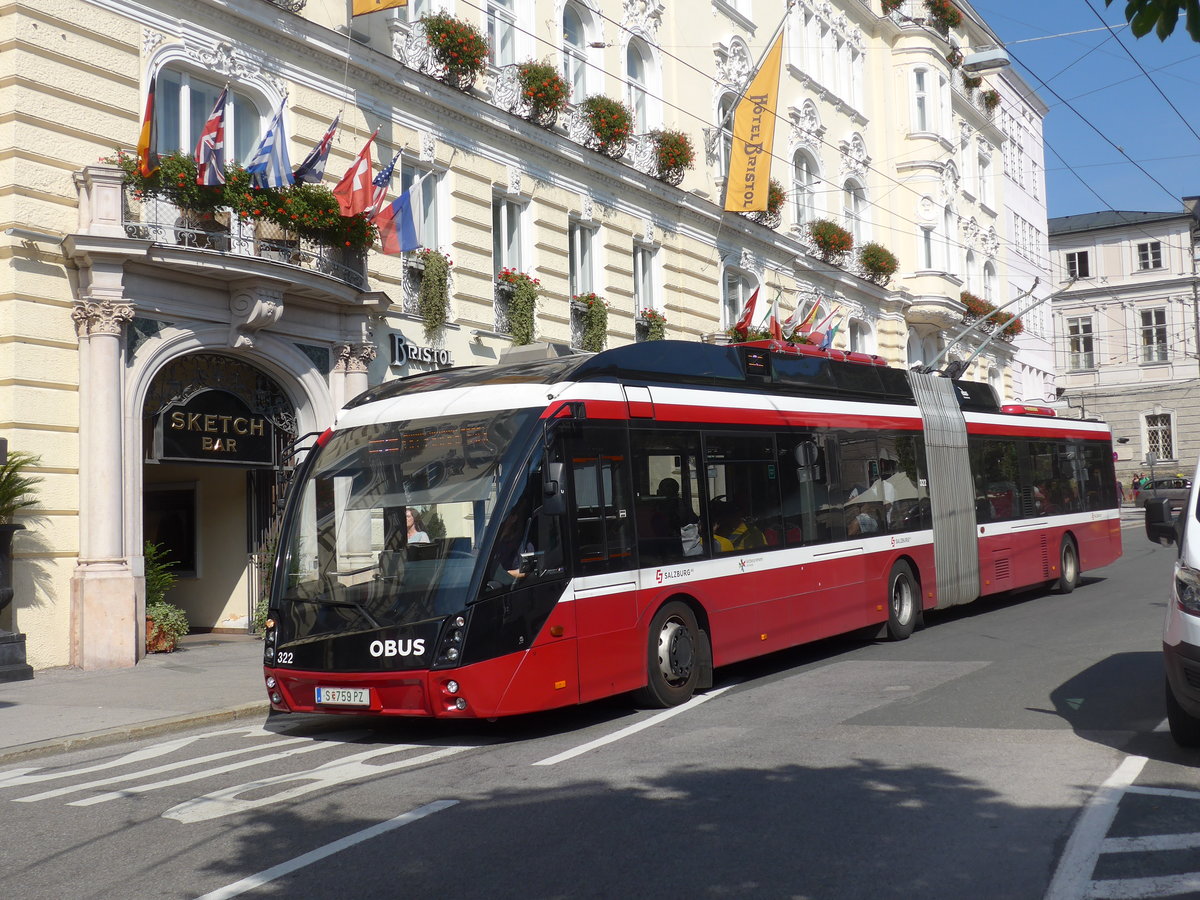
[1145,497,1179,547]
[542,461,566,517]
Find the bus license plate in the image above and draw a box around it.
[315,687,370,707]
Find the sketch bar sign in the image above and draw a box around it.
[154,389,275,465]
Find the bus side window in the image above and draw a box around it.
[629,429,703,565]
[569,426,635,575]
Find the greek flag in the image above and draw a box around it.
[246,100,294,189]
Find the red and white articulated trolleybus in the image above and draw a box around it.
[261,339,1122,718]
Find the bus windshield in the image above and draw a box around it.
[275,409,540,641]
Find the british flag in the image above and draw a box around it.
[194,88,228,186]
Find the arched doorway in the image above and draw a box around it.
[140,353,298,632]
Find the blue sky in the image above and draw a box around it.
[970,0,1200,219]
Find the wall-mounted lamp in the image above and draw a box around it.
[961,47,1011,74]
[1117,437,1131,444]
[4,227,61,244]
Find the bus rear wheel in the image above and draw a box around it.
[1056,537,1080,594]
[635,601,701,708]
[886,561,918,641]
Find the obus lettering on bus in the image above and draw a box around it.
[369,639,426,657]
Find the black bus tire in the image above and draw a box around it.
[634,601,701,708]
[1056,537,1080,594]
[1166,676,1200,747]
[886,561,918,641]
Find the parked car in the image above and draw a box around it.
[1140,476,1191,508]
[1145,466,1200,747]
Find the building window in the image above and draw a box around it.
[633,242,657,313]
[1066,316,1095,370]
[1140,307,1168,363]
[943,206,957,274]
[982,261,996,303]
[920,227,934,270]
[144,485,198,577]
[912,68,928,133]
[722,267,755,329]
[977,152,991,207]
[390,0,430,22]
[1137,241,1163,270]
[492,195,523,272]
[626,38,651,132]
[849,319,873,354]
[562,3,589,101]
[1066,250,1090,279]
[844,180,866,245]
[568,222,594,298]
[400,166,439,250]
[1147,413,1174,460]
[793,151,818,229]
[717,92,736,175]
[487,0,517,68]
[155,68,262,164]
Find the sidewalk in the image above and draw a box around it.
[0,633,269,765]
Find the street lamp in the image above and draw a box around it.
[961,47,1011,74]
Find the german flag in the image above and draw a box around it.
[136,73,158,178]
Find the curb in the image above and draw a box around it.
[0,701,271,767]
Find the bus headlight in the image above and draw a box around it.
[433,610,470,667]
[1176,566,1200,616]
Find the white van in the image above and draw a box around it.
[1145,459,1200,746]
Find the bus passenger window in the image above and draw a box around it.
[569,427,635,574]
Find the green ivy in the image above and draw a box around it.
[577,295,608,352]
[418,250,451,338]
[509,277,538,345]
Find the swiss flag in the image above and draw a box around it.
[332,130,378,218]
[732,287,760,335]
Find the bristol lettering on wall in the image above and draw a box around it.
[391,333,453,369]
[153,389,276,465]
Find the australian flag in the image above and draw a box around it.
[293,114,339,184]
[246,100,294,189]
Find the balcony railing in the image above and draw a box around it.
[120,184,366,288]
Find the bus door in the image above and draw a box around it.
[565,423,642,701]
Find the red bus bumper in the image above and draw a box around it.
[264,638,581,719]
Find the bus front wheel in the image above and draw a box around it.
[886,561,918,641]
[635,601,701,708]
[1056,537,1080,594]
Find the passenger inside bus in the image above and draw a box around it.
[710,499,765,552]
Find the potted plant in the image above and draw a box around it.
[923,0,962,31]
[0,449,41,624]
[638,307,667,341]
[573,292,609,352]
[144,540,188,653]
[808,218,854,264]
[962,71,982,91]
[947,48,964,68]
[580,95,634,159]
[649,129,695,186]
[497,268,540,345]
[420,12,490,91]
[416,248,453,338]
[740,178,786,228]
[881,0,904,14]
[960,290,993,319]
[981,88,1001,114]
[515,60,570,127]
[857,242,899,286]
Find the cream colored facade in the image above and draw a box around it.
[1,0,1037,669]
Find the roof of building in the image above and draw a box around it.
[1049,208,1193,235]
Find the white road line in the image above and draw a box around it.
[163,745,470,824]
[1126,785,1200,802]
[14,735,318,802]
[1044,755,1148,900]
[532,684,735,767]
[1102,832,1200,853]
[193,800,458,900]
[1088,873,1200,899]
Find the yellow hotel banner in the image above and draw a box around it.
[352,0,407,15]
[723,32,784,213]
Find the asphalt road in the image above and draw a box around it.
[2,522,1197,900]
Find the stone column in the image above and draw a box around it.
[70,295,138,669]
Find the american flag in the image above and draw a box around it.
[246,99,294,189]
[194,88,228,187]
[367,150,402,220]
